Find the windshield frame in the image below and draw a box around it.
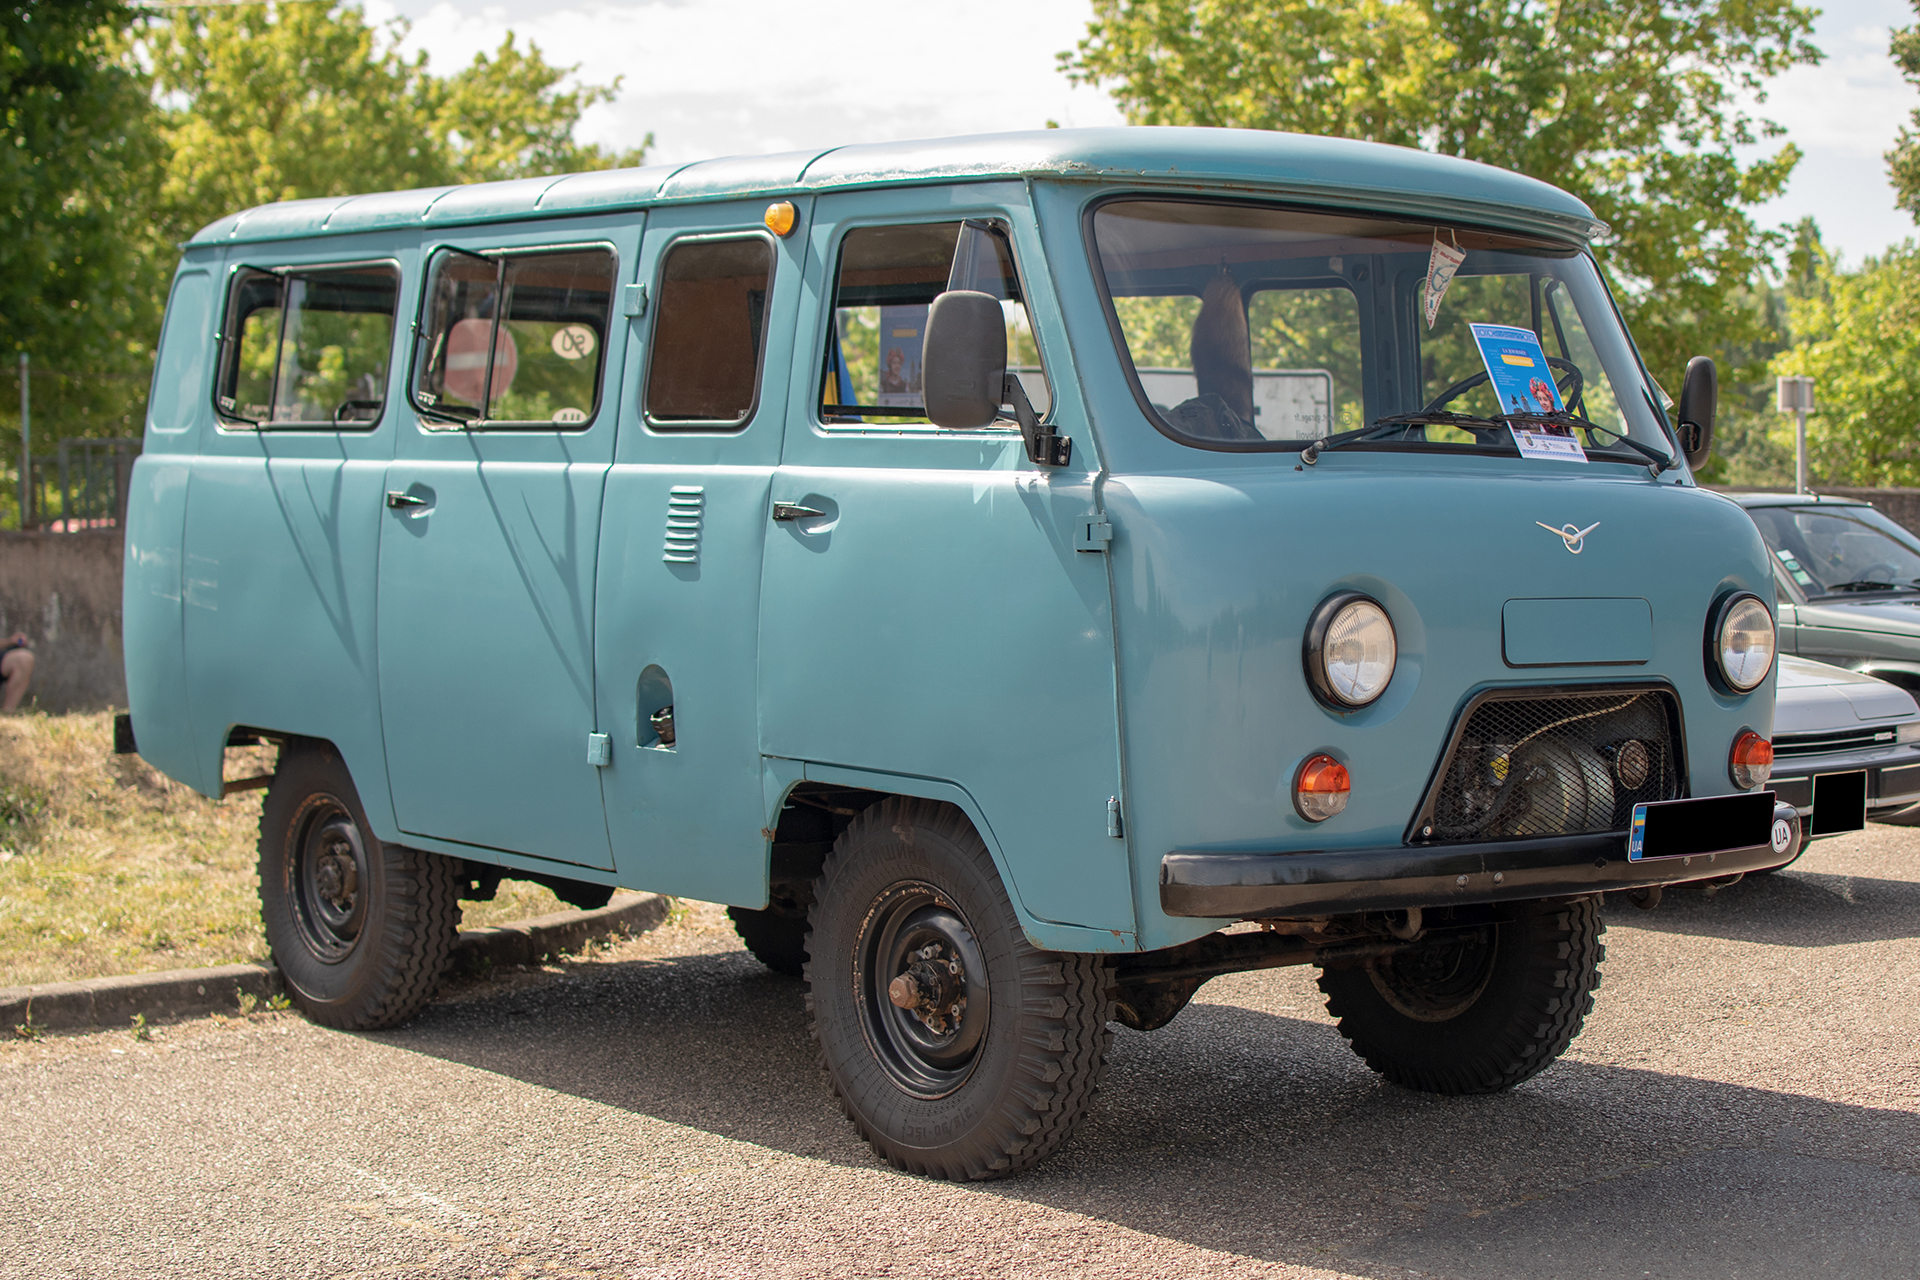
[1082,192,1670,462]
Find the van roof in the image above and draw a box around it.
[188,126,1604,248]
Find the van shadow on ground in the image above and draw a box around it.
[385,944,1920,1279]
[1602,864,1920,947]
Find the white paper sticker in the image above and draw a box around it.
[551,407,587,423]
[1424,236,1466,329]
[551,324,597,360]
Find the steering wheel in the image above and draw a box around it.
[1858,562,1902,584]
[1421,356,1585,416]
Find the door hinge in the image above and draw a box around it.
[620,284,648,318]
[586,732,612,767]
[1107,795,1124,838]
[1075,518,1113,552]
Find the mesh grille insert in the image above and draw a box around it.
[1418,689,1682,842]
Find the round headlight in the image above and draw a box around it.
[1711,593,1776,693]
[1305,593,1397,708]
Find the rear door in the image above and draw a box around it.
[376,220,634,868]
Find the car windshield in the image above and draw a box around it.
[1747,504,1920,596]
[1089,199,1672,459]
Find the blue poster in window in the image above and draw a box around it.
[1469,322,1586,463]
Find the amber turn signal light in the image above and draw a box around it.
[1729,730,1773,790]
[764,201,798,237]
[1294,754,1351,822]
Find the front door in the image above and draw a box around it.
[755,187,1135,937]
[377,224,634,868]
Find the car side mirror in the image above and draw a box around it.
[923,290,1006,430]
[923,290,1071,466]
[1676,355,1716,471]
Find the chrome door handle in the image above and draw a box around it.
[771,502,825,522]
[386,491,429,510]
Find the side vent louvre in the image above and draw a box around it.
[663,486,704,563]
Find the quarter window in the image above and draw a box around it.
[412,246,616,428]
[215,264,399,428]
[644,237,774,427]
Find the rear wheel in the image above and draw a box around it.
[806,798,1111,1180]
[728,904,808,976]
[1317,897,1604,1094]
[258,744,460,1030]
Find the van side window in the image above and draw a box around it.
[821,221,1047,427]
[644,236,773,428]
[215,264,399,429]
[412,246,616,428]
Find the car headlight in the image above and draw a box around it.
[1305,593,1396,709]
[1709,593,1775,693]
[1900,721,1920,745]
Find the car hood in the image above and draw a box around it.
[1796,595,1920,637]
[1775,655,1918,731]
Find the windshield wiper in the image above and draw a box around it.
[1300,412,1505,464]
[1825,579,1916,593]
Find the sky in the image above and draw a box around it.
[366,0,1920,266]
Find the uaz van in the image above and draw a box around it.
[122,128,1793,1180]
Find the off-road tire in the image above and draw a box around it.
[805,797,1111,1180]
[258,743,460,1030]
[728,905,808,976]
[1317,897,1605,1094]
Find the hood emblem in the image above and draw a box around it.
[1538,520,1600,554]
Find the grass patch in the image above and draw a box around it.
[0,712,577,987]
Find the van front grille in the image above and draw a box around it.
[1411,687,1683,843]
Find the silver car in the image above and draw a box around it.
[1767,656,1920,864]
[1732,492,1920,690]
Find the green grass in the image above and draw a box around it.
[0,712,577,987]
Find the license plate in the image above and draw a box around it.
[1809,770,1868,837]
[1628,792,1776,862]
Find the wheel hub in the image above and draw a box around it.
[886,943,969,1035]
[288,801,371,965]
[857,883,991,1099]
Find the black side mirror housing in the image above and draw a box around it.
[1676,355,1716,471]
[922,290,1007,429]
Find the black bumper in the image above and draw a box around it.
[1160,803,1798,919]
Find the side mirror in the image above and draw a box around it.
[1675,355,1716,471]
[922,290,1007,430]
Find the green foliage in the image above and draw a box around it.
[145,5,649,245]
[1060,0,1821,385]
[1771,233,1920,487]
[0,2,165,446]
[1888,3,1920,220]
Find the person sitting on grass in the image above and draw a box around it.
[2,633,33,711]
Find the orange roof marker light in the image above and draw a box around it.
[764,201,798,237]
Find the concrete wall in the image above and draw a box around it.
[0,531,124,713]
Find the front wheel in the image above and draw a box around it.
[806,798,1111,1180]
[1317,897,1604,1094]
[258,743,461,1030]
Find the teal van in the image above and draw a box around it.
[122,128,1793,1180]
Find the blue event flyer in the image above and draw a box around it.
[1468,322,1586,462]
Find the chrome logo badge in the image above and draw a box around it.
[1537,520,1600,554]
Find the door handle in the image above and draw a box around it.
[771,502,825,522]
[386,491,429,510]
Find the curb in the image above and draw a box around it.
[2,891,671,1035]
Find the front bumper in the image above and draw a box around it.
[1771,752,1920,821]
[1161,802,1797,919]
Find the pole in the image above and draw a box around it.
[17,352,27,530]
[1796,406,1808,496]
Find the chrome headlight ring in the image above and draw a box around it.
[1304,592,1397,710]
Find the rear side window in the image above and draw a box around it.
[412,246,616,428]
[215,263,399,429]
[644,236,773,428]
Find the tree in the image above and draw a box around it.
[1887,2,1920,219]
[145,3,648,244]
[1060,0,1821,384]
[0,1,164,457]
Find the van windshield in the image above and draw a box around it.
[1090,199,1671,461]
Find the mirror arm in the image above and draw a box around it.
[1002,375,1071,467]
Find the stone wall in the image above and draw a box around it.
[0,531,124,713]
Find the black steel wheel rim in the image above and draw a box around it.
[1366,924,1497,1022]
[286,794,370,964]
[854,880,990,1099]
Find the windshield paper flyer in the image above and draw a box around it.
[1468,322,1587,463]
[1423,233,1465,329]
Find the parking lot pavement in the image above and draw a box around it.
[4,829,1917,1280]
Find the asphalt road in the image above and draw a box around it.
[5,827,1918,1279]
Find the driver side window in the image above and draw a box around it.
[215,264,400,429]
